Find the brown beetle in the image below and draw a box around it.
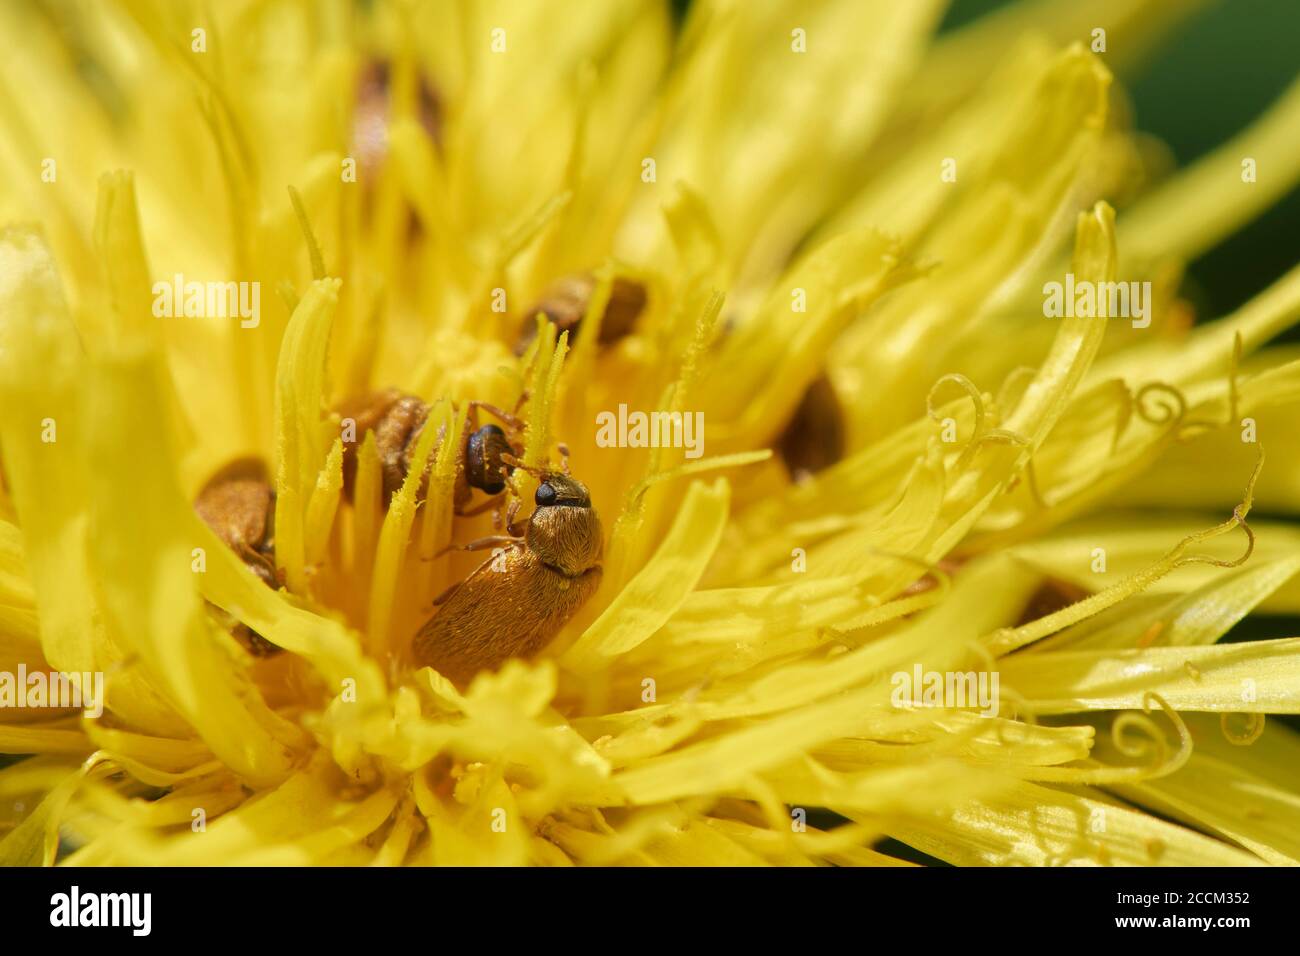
[193,458,281,657]
[352,58,442,176]
[412,472,603,685]
[335,391,522,520]
[776,373,846,481]
[514,273,647,355]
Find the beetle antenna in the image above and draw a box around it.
[500,453,551,479]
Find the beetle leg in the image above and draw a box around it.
[238,544,281,589]
[468,400,526,436]
[500,452,549,480]
[433,535,523,559]
[504,495,524,537]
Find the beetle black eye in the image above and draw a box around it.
[535,482,557,507]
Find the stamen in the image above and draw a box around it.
[1174,445,1263,569]
[1022,693,1190,785]
[987,447,1266,655]
[288,185,327,280]
[928,373,986,438]
[1220,712,1265,746]
[1134,381,1187,426]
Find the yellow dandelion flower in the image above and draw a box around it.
[2,0,1300,871]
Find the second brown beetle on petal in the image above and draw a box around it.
[335,389,524,521]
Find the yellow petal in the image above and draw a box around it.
[890,779,1260,866]
[1000,638,1300,714]
[562,477,729,671]
[273,277,341,593]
